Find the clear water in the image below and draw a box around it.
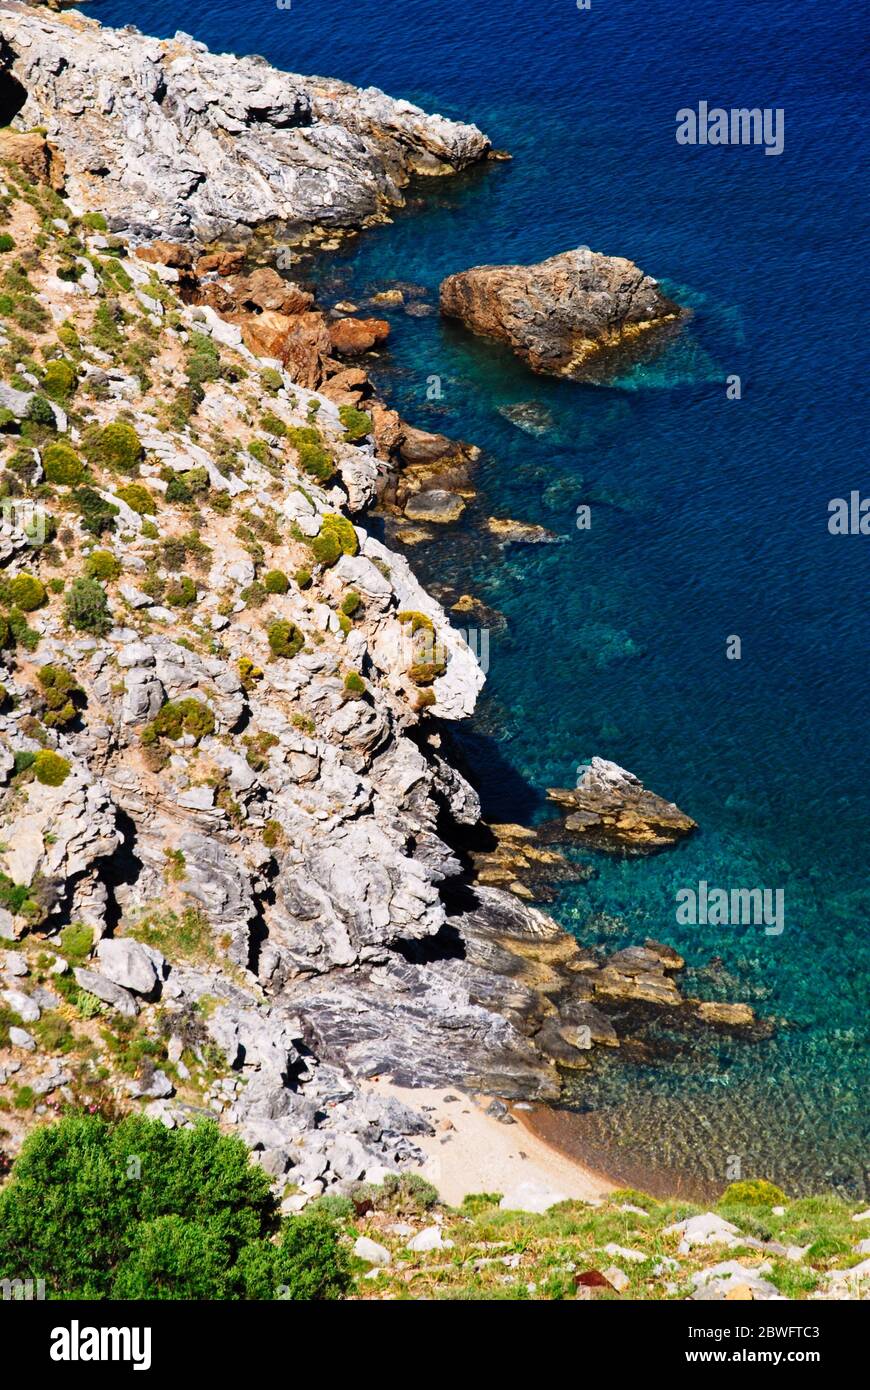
[98,0,869,1197]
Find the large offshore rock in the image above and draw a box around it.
[547,757,697,854]
[440,246,684,380]
[0,8,490,242]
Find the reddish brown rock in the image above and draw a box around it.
[319,366,371,408]
[440,246,685,381]
[196,248,247,277]
[135,240,195,269]
[224,267,313,316]
[239,309,331,389]
[328,317,390,355]
[369,402,404,459]
[398,423,478,467]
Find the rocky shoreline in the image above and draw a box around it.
[0,7,770,1208]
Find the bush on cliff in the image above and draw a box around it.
[82,421,144,474]
[41,359,77,404]
[32,750,72,787]
[338,405,373,443]
[0,1114,350,1300]
[267,619,304,660]
[141,698,215,745]
[42,441,85,486]
[286,425,334,485]
[73,485,119,537]
[37,664,84,729]
[6,573,46,612]
[115,483,157,516]
[63,576,113,636]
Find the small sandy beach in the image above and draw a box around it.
[367,1078,617,1208]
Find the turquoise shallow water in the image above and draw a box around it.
[99,0,869,1196]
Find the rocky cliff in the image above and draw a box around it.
[0,11,766,1204]
[0,3,490,243]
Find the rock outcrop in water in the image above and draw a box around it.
[0,4,490,243]
[548,757,697,854]
[440,246,685,380]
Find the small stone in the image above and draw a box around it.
[354,1236,391,1266]
[2,989,40,1023]
[407,1226,453,1253]
[602,1265,630,1293]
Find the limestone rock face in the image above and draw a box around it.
[548,758,697,854]
[0,8,490,242]
[440,247,685,380]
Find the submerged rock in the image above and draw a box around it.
[484,517,565,544]
[548,757,697,854]
[498,401,556,436]
[404,490,466,524]
[440,246,685,381]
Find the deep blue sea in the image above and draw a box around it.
[98,0,869,1196]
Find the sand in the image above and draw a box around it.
[366,1078,617,1208]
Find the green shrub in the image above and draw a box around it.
[408,661,443,686]
[42,441,84,486]
[142,698,215,745]
[295,567,312,590]
[81,212,108,231]
[73,486,119,537]
[111,1215,233,1300]
[310,531,341,568]
[0,1114,308,1300]
[32,750,72,786]
[165,575,197,607]
[397,610,434,633]
[4,608,40,651]
[267,620,304,659]
[164,473,191,504]
[83,549,121,581]
[340,590,361,617]
[57,321,80,351]
[234,1214,351,1301]
[0,233,14,253]
[263,569,289,594]
[115,483,156,516]
[286,425,334,484]
[82,421,143,473]
[185,333,222,394]
[0,873,30,914]
[349,1171,439,1216]
[37,664,84,728]
[64,576,112,635]
[320,512,358,556]
[719,1179,788,1208]
[460,1192,504,1216]
[26,394,56,427]
[11,751,36,778]
[91,302,122,352]
[260,368,283,393]
[260,411,287,438]
[60,921,93,965]
[7,574,46,612]
[343,671,366,696]
[338,405,373,442]
[41,359,76,404]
